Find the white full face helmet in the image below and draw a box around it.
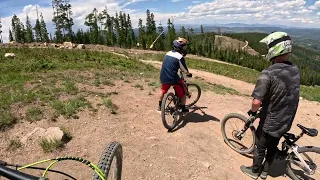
[260,31,292,61]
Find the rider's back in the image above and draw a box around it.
[254,61,300,138]
[160,50,184,84]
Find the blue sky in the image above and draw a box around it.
[1,0,320,42]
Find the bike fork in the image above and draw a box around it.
[236,118,254,139]
[291,145,313,174]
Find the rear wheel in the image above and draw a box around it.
[286,146,320,180]
[93,142,123,180]
[221,113,256,154]
[185,83,201,108]
[161,92,180,130]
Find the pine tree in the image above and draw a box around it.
[34,19,42,42]
[166,18,176,50]
[64,0,74,41]
[106,13,114,46]
[111,16,117,46]
[52,0,73,42]
[75,29,83,43]
[11,14,24,42]
[149,13,157,48]
[101,7,115,46]
[138,18,146,49]
[145,9,152,47]
[40,13,49,42]
[25,15,34,43]
[126,14,134,48]
[118,12,126,47]
[9,29,13,42]
[52,0,63,42]
[157,22,165,50]
[179,26,186,38]
[0,17,3,43]
[84,8,99,44]
[114,12,121,47]
[145,10,157,48]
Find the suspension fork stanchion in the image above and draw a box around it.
[236,116,257,139]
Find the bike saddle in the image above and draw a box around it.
[297,124,318,137]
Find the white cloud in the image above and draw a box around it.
[309,0,320,10]
[192,1,201,3]
[178,0,320,26]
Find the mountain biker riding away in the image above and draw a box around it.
[241,32,300,179]
[158,37,192,112]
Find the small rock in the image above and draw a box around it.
[44,127,64,142]
[5,53,15,58]
[146,136,157,140]
[316,114,319,116]
[151,144,158,148]
[202,162,211,169]
[63,41,73,49]
[300,97,304,100]
[77,44,85,49]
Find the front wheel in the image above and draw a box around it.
[286,146,320,180]
[185,83,201,108]
[221,113,256,154]
[93,142,123,180]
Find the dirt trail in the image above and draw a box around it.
[1,57,320,180]
[141,60,255,96]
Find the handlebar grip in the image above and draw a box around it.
[0,165,39,180]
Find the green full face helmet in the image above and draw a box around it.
[260,31,292,61]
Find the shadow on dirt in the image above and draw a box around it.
[169,105,220,133]
[238,152,312,179]
[267,158,316,180]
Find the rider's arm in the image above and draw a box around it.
[179,57,190,75]
[250,70,271,112]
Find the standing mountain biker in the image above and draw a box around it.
[240,32,300,179]
[158,37,193,112]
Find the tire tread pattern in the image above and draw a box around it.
[93,142,123,180]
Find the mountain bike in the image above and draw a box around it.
[0,141,123,180]
[221,112,319,180]
[161,71,201,131]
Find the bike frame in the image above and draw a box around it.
[290,145,313,173]
[239,113,314,174]
[179,71,190,97]
[281,133,314,174]
[0,164,40,180]
[0,156,106,180]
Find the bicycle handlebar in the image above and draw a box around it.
[0,164,40,180]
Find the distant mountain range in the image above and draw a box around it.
[134,23,320,41]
